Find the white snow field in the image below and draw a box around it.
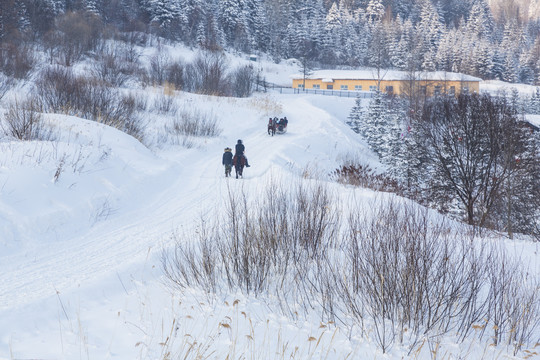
[0,58,538,359]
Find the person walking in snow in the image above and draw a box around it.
[235,139,250,167]
[222,147,233,177]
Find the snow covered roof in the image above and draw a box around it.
[291,69,482,82]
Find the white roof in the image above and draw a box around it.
[291,69,482,82]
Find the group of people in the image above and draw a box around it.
[222,139,250,177]
[267,116,288,135]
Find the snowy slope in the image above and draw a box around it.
[0,57,538,358]
[0,90,382,359]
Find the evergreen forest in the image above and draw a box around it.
[3,0,540,83]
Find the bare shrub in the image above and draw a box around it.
[183,51,230,96]
[163,182,339,297]
[149,49,170,86]
[35,66,144,140]
[485,249,540,354]
[152,93,177,115]
[35,66,80,111]
[0,42,35,79]
[55,11,103,66]
[334,199,489,353]
[92,49,132,87]
[122,92,148,112]
[0,73,15,101]
[163,184,540,356]
[166,61,184,90]
[332,163,403,194]
[2,98,55,141]
[115,37,143,64]
[231,64,254,97]
[165,107,221,141]
[332,197,540,354]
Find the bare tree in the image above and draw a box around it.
[415,93,539,232]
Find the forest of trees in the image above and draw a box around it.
[346,90,540,238]
[3,0,540,83]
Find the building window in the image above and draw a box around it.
[369,85,377,92]
[385,86,394,93]
[327,84,333,90]
[355,85,362,91]
[341,85,348,90]
[434,85,442,95]
[462,86,469,94]
[420,86,427,95]
[449,86,455,96]
[313,84,320,89]
[298,84,304,89]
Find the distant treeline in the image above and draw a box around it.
[2,0,540,83]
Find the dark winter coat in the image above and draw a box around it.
[235,143,245,155]
[223,151,233,165]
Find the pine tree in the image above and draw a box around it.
[347,94,363,134]
[219,0,248,48]
[144,0,178,30]
[245,0,269,52]
[528,87,540,114]
[475,40,493,79]
[85,0,99,14]
[361,89,388,158]
[435,29,457,72]
[383,96,409,179]
[503,52,518,83]
[416,0,444,66]
[365,0,384,24]
[466,0,494,39]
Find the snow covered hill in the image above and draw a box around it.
[0,52,538,359]
[0,88,368,358]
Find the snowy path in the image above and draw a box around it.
[0,94,358,338]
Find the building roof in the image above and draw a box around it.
[291,69,482,82]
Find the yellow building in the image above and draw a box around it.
[291,69,481,96]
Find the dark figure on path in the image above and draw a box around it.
[222,147,233,177]
[233,153,247,179]
[235,139,250,167]
[268,118,276,136]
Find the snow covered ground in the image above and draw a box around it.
[0,50,538,359]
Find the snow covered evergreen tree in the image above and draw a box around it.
[528,87,540,114]
[416,0,444,71]
[466,0,494,40]
[347,94,364,134]
[361,89,388,158]
[365,0,385,24]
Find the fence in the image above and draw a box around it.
[260,81,373,98]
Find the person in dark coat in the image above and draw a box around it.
[235,139,250,167]
[222,147,233,177]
